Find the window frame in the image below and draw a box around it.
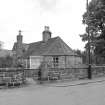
[53,56,59,68]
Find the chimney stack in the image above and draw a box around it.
[17,30,23,44]
[42,26,51,42]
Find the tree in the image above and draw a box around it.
[74,49,87,64]
[80,0,105,62]
[0,55,14,68]
[0,41,3,50]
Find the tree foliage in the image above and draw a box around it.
[0,55,13,68]
[80,0,105,57]
[74,49,87,64]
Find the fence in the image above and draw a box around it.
[0,65,105,86]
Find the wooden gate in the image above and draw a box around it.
[23,68,40,80]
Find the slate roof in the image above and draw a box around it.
[12,42,29,51]
[24,36,77,58]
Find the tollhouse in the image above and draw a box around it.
[13,26,82,78]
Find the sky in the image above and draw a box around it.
[0,0,90,51]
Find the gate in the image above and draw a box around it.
[23,68,40,80]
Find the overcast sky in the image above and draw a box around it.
[0,0,90,51]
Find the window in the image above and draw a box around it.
[53,56,59,67]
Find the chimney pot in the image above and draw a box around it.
[43,26,51,42]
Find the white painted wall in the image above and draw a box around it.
[29,56,43,69]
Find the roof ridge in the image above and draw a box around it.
[29,40,43,45]
[28,36,59,45]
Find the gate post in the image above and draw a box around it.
[88,64,92,79]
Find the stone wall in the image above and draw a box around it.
[48,66,88,80]
[48,65,105,81]
[91,66,105,78]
